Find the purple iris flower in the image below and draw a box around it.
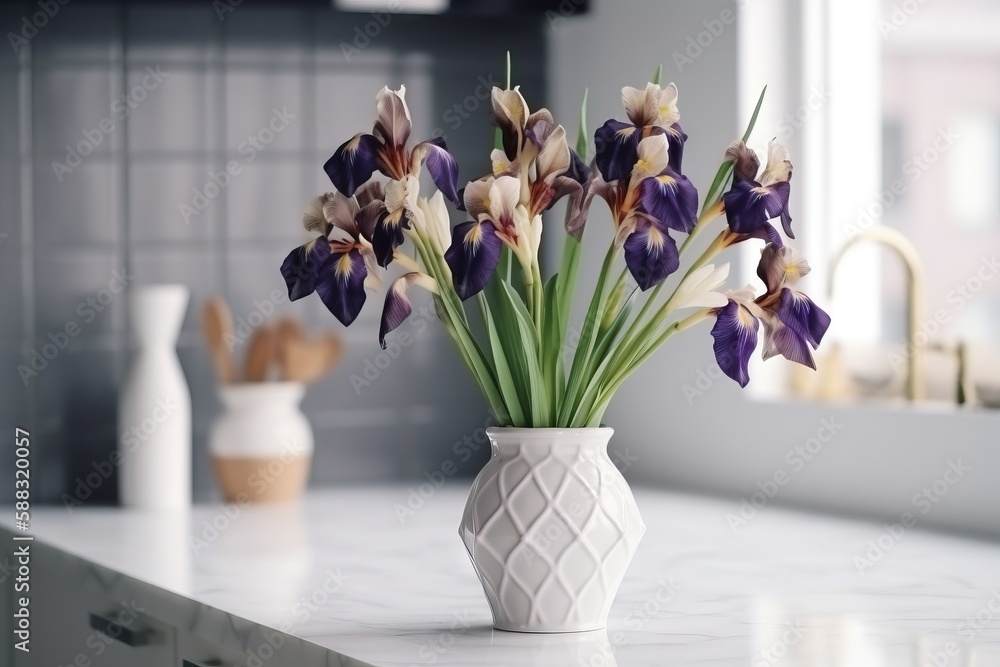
[279,184,384,327]
[583,82,700,291]
[323,86,460,266]
[722,139,794,240]
[588,130,698,291]
[444,176,522,300]
[711,244,831,386]
[379,272,437,349]
[442,88,588,301]
[594,82,688,182]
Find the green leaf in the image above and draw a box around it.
[437,301,510,425]
[575,88,589,158]
[556,234,582,341]
[598,287,636,353]
[570,288,638,426]
[541,274,563,421]
[651,63,662,86]
[699,86,767,216]
[480,295,527,426]
[742,85,767,142]
[494,51,513,151]
[700,165,733,218]
[498,280,548,426]
[559,246,616,426]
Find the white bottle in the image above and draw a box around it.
[118,284,192,510]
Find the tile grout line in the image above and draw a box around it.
[117,3,131,390]
[20,15,35,429]
[213,8,229,301]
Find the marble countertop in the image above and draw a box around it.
[6,485,1000,666]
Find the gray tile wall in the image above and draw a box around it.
[0,2,547,505]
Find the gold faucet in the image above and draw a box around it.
[829,226,926,401]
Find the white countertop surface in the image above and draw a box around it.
[5,485,1000,666]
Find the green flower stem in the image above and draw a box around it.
[600,221,726,395]
[409,231,509,423]
[556,234,582,336]
[586,309,712,426]
[625,201,723,340]
[558,244,619,426]
[641,230,726,335]
[532,263,545,334]
[601,268,628,328]
[680,199,724,255]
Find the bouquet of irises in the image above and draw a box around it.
[280,67,830,428]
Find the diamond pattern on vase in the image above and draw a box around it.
[460,428,645,633]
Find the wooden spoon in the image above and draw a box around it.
[201,298,235,384]
[273,318,304,379]
[244,325,276,382]
[282,333,342,384]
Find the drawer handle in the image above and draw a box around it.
[88,612,155,647]
[182,661,223,667]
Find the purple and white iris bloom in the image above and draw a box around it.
[490,87,591,219]
[722,139,793,241]
[443,87,588,301]
[445,176,530,300]
[710,244,831,386]
[582,82,700,290]
[379,271,438,349]
[280,184,385,327]
[324,86,460,267]
[594,82,688,182]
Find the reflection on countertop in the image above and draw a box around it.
[5,485,1000,666]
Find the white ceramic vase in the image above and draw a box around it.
[208,382,314,503]
[460,427,645,633]
[118,285,192,510]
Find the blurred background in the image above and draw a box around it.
[1,0,998,534]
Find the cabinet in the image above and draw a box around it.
[17,541,176,667]
[13,537,299,667]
